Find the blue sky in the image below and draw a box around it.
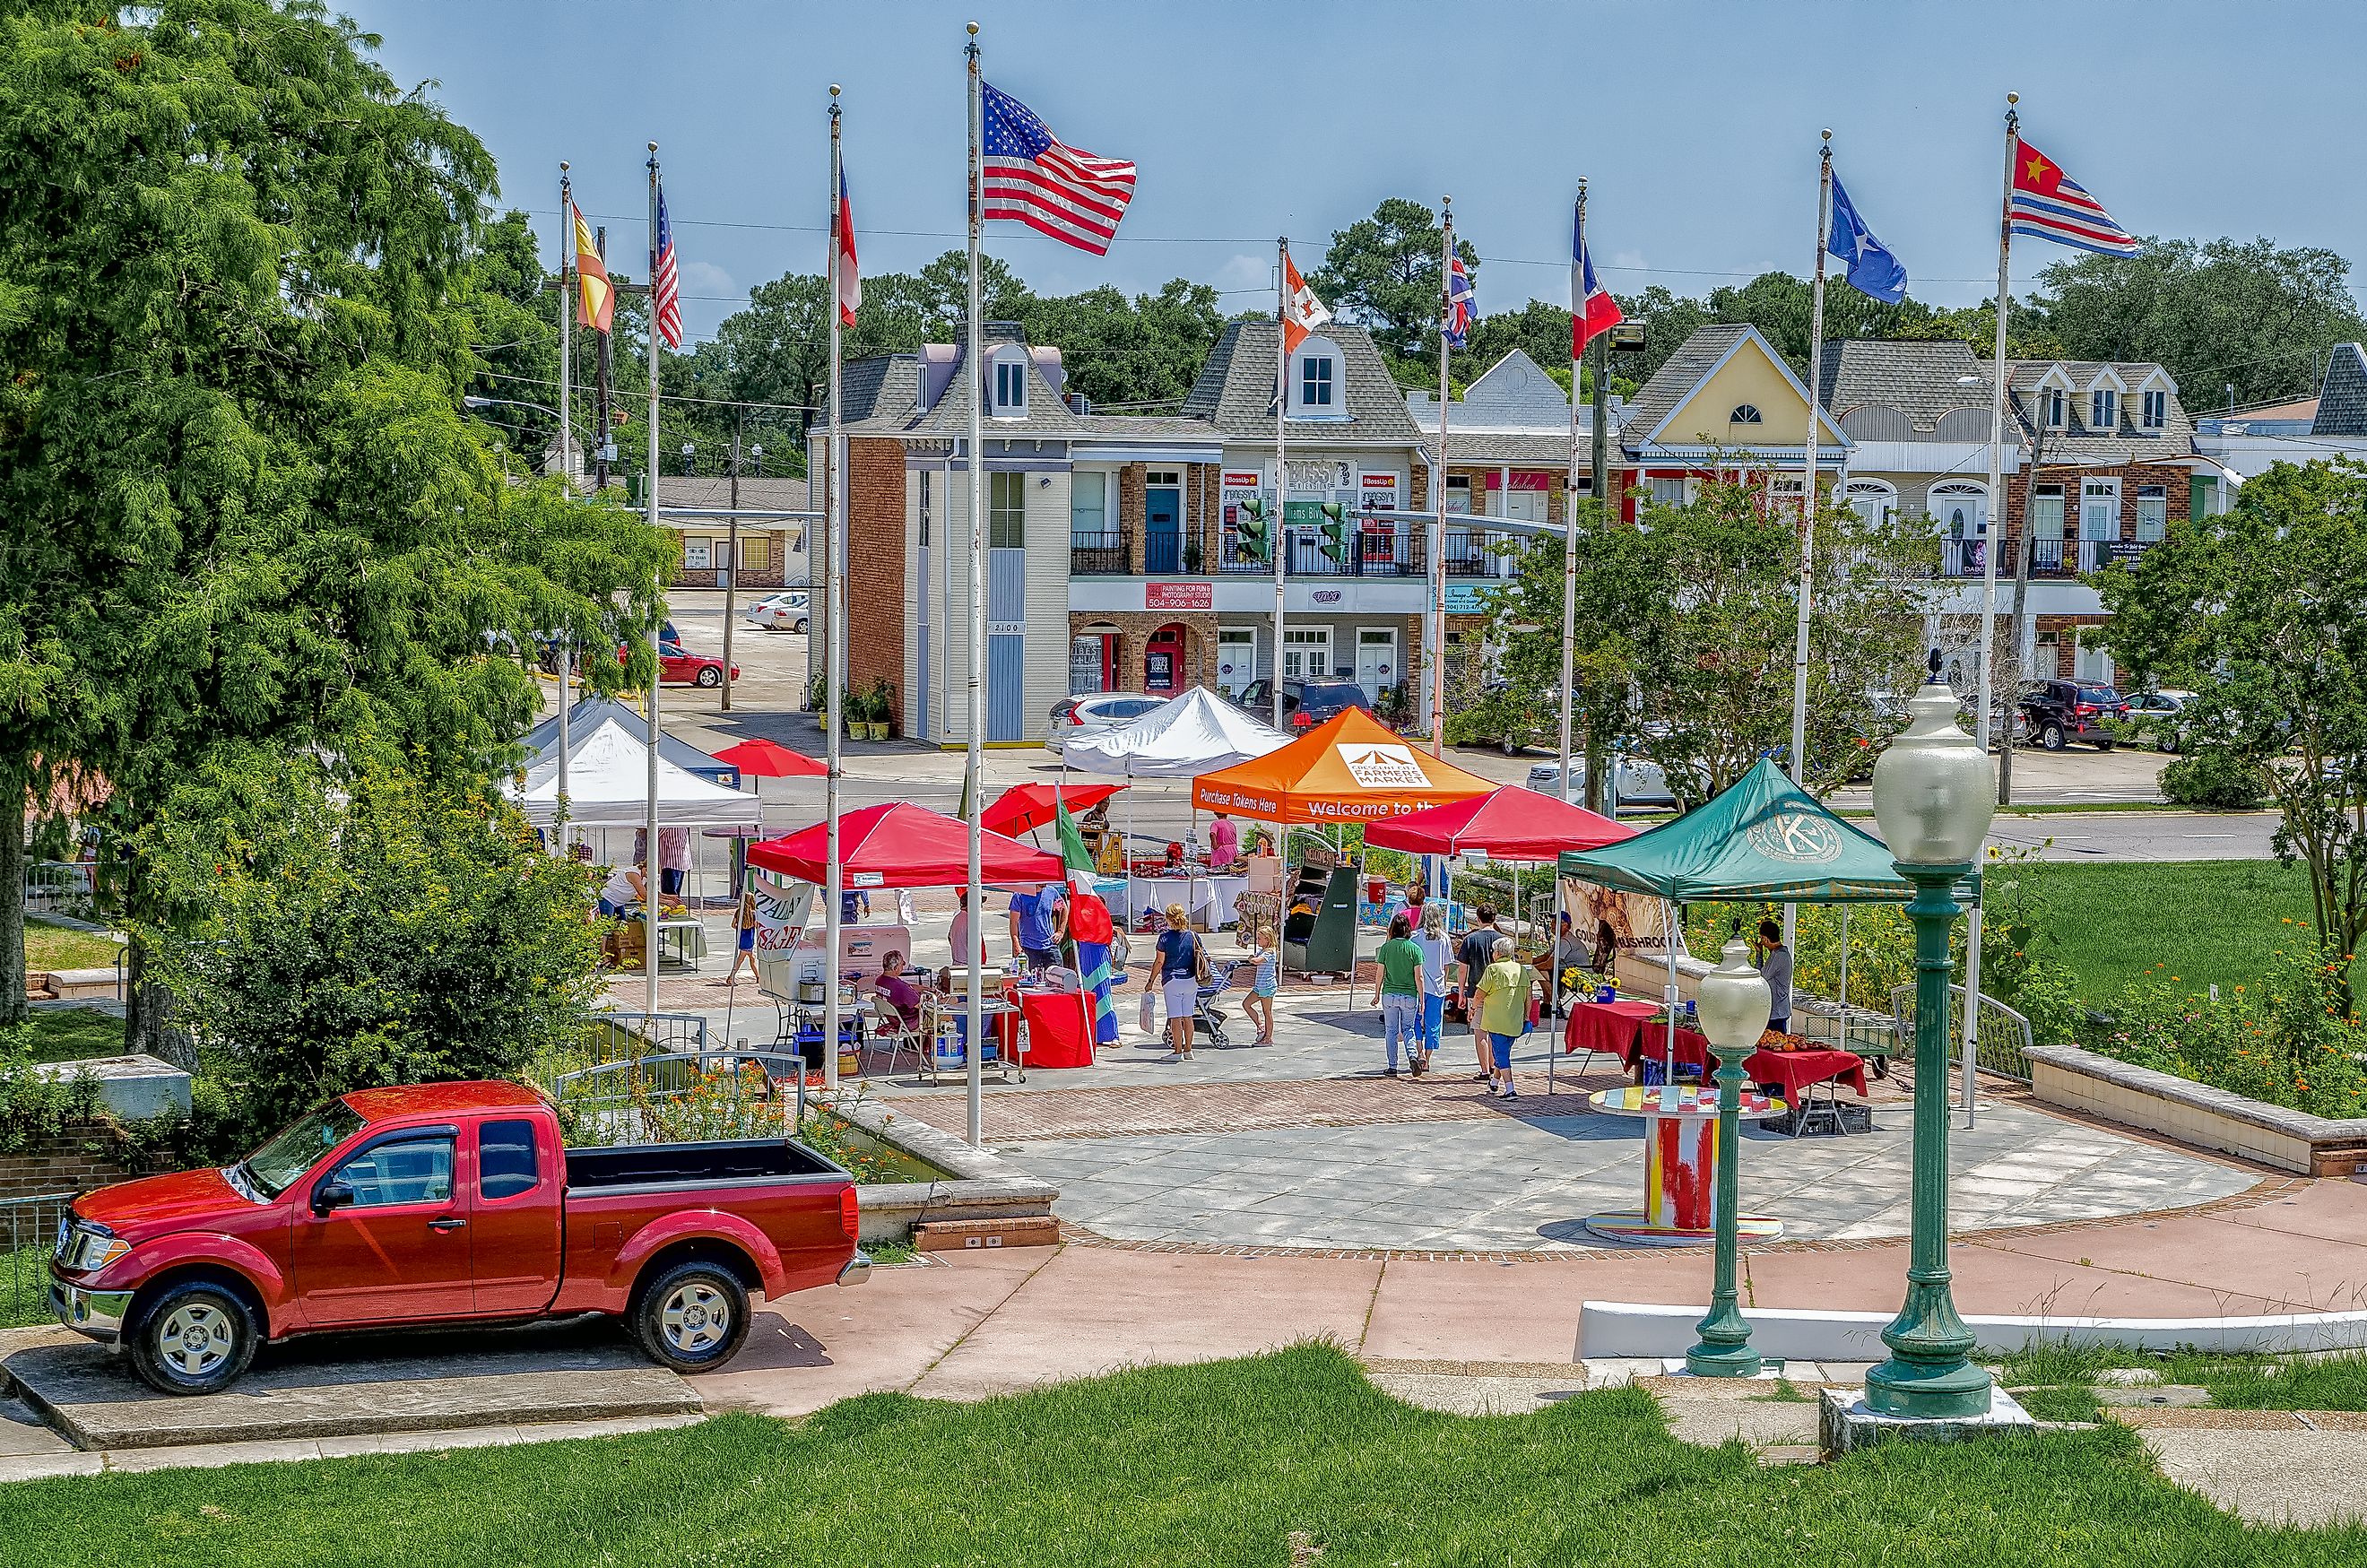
[345,0,2367,345]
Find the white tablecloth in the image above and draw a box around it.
[1124,874,1251,931]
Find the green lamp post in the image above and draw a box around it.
[1865,654,1999,1419]
[1685,933,1775,1377]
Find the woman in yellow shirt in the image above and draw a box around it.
[1472,936,1535,1100]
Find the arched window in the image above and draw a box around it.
[1844,479,1898,529]
[1730,403,1764,425]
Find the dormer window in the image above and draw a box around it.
[992,351,1027,418]
[1730,403,1764,425]
[2040,387,2067,429]
[1300,355,1334,409]
[2090,388,2118,430]
[2141,388,2167,429]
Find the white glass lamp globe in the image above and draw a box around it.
[1696,936,1773,1052]
[1872,671,1997,868]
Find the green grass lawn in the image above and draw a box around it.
[2037,859,2322,1001]
[0,1245,52,1330]
[23,918,121,975]
[2003,1343,2367,1418]
[12,1006,126,1064]
[2,1347,2361,1566]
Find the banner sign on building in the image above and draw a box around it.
[1358,471,1401,510]
[1146,581,1212,611]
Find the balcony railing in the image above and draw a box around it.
[1937,534,2156,579]
[1144,530,1183,575]
[1069,530,1127,576]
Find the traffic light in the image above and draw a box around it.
[1235,498,1272,564]
[1317,501,1348,562]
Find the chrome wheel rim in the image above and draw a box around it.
[659,1281,731,1354]
[157,1302,235,1378]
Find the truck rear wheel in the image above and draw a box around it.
[632,1260,750,1373]
[128,1280,257,1396]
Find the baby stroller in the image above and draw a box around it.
[1193,957,1244,1049]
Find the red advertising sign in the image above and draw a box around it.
[1146,581,1213,611]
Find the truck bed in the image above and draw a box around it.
[564,1138,843,1192]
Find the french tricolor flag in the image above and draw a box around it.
[1572,209,1624,360]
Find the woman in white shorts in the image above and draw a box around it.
[1153,902,1203,1061]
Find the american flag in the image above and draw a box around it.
[651,186,683,348]
[2008,137,2137,257]
[980,82,1136,256]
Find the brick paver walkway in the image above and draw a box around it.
[889,1075,1614,1141]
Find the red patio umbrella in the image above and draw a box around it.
[1363,784,1634,862]
[980,781,1123,838]
[713,738,828,778]
[746,801,1062,889]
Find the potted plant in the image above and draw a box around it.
[1183,539,1205,574]
[869,679,897,741]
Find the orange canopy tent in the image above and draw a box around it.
[1190,708,1496,824]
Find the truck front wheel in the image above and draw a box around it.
[632,1260,750,1373]
[128,1280,258,1396]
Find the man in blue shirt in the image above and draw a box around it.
[1008,881,1068,971]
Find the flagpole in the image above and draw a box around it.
[644,143,663,1020]
[1272,237,1288,732]
[1974,93,2020,758]
[964,22,986,1148]
[823,88,845,1096]
[1784,133,1833,960]
[555,162,574,857]
[1557,184,1583,801]
[1430,196,1452,762]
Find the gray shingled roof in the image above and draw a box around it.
[1817,339,1989,430]
[655,474,812,511]
[2312,343,2367,437]
[836,354,919,431]
[909,324,1090,437]
[2005,360,2194,463]
[1621,324,1752,443]
[1180,320,1423,443]
[1068,413,1227,443]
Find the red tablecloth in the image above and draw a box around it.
[1626,1023,1713,1078]
[1009,985,1096,1070]
[1564,998,1660,1057]
[1743,1046,1869,1099]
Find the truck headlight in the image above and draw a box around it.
[58,1224,129,1273]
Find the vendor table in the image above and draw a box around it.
[1560,998,1712,1079]
[1582,1084,1788,1245]
[648,915,706,972]
[917,996,1022,1086]
[1008,983,1096,1070]
[1123,874,1250,931]
[1744,1045,1870,1138]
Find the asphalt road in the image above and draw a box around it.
[640,591,2280,865]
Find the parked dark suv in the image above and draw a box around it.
[2017,679,2129,751]
[1233,679,1375,731]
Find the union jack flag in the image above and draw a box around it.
[651,186,683,348]
[981,82,1136,256]
[1444,253,1473,349]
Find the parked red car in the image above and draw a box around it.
[614,624,740,689]
[49,1081,866,1395]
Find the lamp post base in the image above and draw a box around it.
[1821,1384,2033,1458]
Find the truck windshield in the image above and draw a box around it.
[240,1101,366,1199]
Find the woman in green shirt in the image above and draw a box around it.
[1472,936,1535,1099]
[1366,911,1425,1079]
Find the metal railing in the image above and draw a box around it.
[1207,522,1519,580]
[1890,982,2036,1082]
[587,1010,709,1058]
[3,1193,72,1329]
[1144,530,1184,574]
[22,862,93,916]
[1068,531,1127,576]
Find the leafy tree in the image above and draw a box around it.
[2098,459,2367,1018]
[1461,301,1632,401]
[1021,279,1225,410]
[131,748,605,1135]
[1310,197,1478,374]
[2027,238,2367,407]
[0,0,669,1039]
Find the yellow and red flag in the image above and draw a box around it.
[571,200,613,334]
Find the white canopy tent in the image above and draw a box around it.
[1058,686,1288,779]
[510,717,761,829]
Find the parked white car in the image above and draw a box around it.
[1045,692,1166,755]
[744,591,809,633]
[1526,754,1678,811]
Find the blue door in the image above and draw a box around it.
[1145,486,1182,574]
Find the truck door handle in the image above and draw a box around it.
[429,1217,468,1232]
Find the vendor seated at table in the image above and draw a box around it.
[863,950,923,1032]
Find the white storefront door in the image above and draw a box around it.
[1281,627,1331,681]
[1216,628,1256,695]
[1354,628,1397,700]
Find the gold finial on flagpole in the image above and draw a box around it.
[967,20,979,34]
[830,83,841,98]
[2006,91,2018,104]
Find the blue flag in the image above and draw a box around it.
[1827,172,1907,304]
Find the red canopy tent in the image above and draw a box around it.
[747,801,1062,889]
[980,781,1123,838]
[713,738,828,778]
[1364,785,1634,862]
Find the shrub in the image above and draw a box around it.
[2161,748,2266,809]
[2075,943,2367,1118]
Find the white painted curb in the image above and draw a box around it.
[1581,1301,2367,1360]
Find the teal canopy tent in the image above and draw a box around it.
[1557,758,1975,1078]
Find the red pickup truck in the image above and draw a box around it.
[48,1080,868,1395]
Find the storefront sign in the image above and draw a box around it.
[1310,589,1342,604]
[1146,581,1212,611]
[1358,471,1400,510]
[1444,584,1492,614]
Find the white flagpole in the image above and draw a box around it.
[1784,133,1834,961]
[1272,237,1288,731]
[1430,197,1452,762]
[644,144,663,1019]
[1557,184,1583,801]
[1974,93,2020,756]
[555,163,574,857]
[964,23,986,1147]
[823,88,845,1095]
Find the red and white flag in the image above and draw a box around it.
[651,185,683,350]
[835,169,861,326]
[1282,251,1331,356]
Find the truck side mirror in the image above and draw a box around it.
[311,1181,356,1218]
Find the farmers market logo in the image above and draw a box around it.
[1342,744,1430,790]
[1745,810,1842,864]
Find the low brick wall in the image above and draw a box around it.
[2025,1044,2367,1177]
[0,1125,159,1202]
[829,1096,1058,1247]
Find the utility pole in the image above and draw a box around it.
[723,422,742,711]
[594,226,614,490]
[1996,417,2045,805]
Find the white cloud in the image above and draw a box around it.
[680,259,738,299]
[1216,251,1271,292]
[1608,249,1649,276]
